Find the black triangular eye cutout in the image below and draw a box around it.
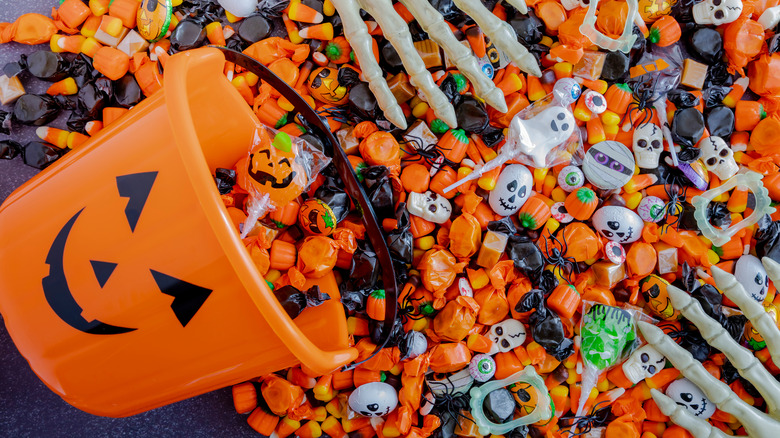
[116,171,158,232]
[90,260,118,288]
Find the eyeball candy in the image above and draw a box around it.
[604,241,627,264]
[553,77,582,105]
[349,382,399,417]
[551,202,574,223]
[469,354,497,382]
[298,199,337,236]
[592,206,644,244]
[582,140,635,190]
[557,165,585,192]
[488,164,533,215]
[637,196,666,223]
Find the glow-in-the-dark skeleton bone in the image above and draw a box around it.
[638,258,780,438]
[331,0,541,130]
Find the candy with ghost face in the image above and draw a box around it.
[582,140,635,190]
[665,378,716,419]
[592,206,644,244]
[735,254,769,302]
[348,381,399,417]
[488,164,533,215]
[509,105,577,168]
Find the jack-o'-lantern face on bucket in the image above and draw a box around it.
[308,67,349,105]
[237,129,306,207]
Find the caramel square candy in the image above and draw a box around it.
[655,242,678,274]
[476,230,508,268]
[592,261,626,288]
[0,75,25,105]
[681,59,708,90]
[573,51,607,81]
[336,127,360,155]
[414,39,442,70]
[387,72,416,105]
[117,30,150,57]
[403,120,438,157]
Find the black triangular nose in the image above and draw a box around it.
[508,195,515,203]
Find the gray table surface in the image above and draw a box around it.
[0,1,259,436]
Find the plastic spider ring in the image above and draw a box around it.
[551,202,574,223]
[469,366,553,436]
[691,171,776,247]
[579,0,639,53]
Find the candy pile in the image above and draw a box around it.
[3,0,780,437]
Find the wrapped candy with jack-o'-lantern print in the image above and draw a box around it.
[639,274,682,320]
[235,125,330,238]
[307,65,360,105]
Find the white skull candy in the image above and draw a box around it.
[693,0,743,25]
[407,191,452,224]
[622,345,667,384]
[592,206,644,244]
[699,136,739,180]
[735,254,769,302]
[488,319,527,355]
[665,378,716,419]
[633,123,664,169]
[488,164,533,216]
[511,106,576,168]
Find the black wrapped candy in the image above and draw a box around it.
[12,95,60,126]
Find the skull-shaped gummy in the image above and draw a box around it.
[693,0,743,25]
[488,319,527,355]
[633,123,663,169]
[699,136,738,180]
[407,190,452,224]
[621,345,666,384]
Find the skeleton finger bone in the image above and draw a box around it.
[665,283,780,417]
[638,321,777,437]
[650,389,733,438]
[452,0,542,77]
[360,0,458,129]
[712,262,780,369]
[399,0,507,113]
[504,0,529,15]
[332,0,408,129]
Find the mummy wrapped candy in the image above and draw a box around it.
[488,164,533,216]
[592,206,644,244]
[665,378,716,419]
[699,136,739,180]
[735,254,769,302]
[633,123,664,169]
[407,191,452,224]
[349,382,399,417]
[693,0,743,25]
[330,0,540,129]
[622,345,666,384]
[487,319,526,355]
[582,141,635,190]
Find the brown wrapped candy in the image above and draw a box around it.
[433,296,480,342]
[295,236,337,278]
[448,213,482,258]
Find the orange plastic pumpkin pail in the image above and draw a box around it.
[0,47,358,417]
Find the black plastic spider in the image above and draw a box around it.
[661,183,688,230]
[427,380,474,428]
[396,292,431,324]
[316,105,351,125]
[399,134,457,171]
[559,400,611,436]
[539,229,578,284]
[656,321,689,343]
[622,79,662,129]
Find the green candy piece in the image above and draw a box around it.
[580,304,635,370]
[272,132,292,153]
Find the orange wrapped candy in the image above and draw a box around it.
[358,131,401,175]
[0,13,57,45]
[474,285,510,325]
[595,0,628,39]
[243,37,311,66]
[723,16,764,73]
[433,296,480,341]
[428,342,472,373]
[418,247,467,293]
[540,222,600,262]
[261,375,306,417]
[448,213,482,258]
[296,236,338,278]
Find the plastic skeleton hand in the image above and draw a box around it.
[330,0,541,130]
[638,258,780,438]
